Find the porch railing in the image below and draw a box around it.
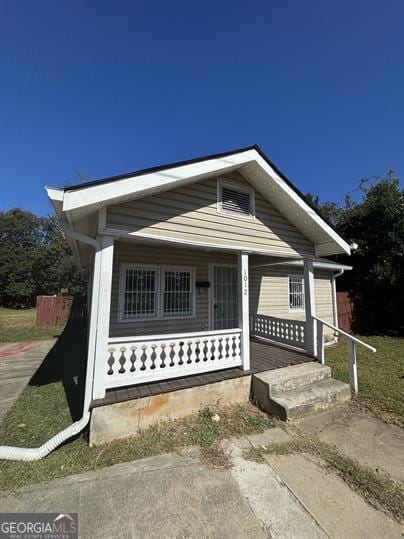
[251,314,306,349]
[105,328,242,389]
[314,316,376,394]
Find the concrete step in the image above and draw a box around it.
[271,378,351,420]
[254,362,332,395]
[252,363,351,421]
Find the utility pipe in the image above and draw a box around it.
[331,269,344,332]
[0,223,101,461]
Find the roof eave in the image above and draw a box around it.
[46,187,84,268]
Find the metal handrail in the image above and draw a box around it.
[312,315,376,353]
[313,315,376,394]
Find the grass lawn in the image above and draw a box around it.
[326,335,404,422]
[0,308,64,342]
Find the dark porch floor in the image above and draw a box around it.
[91,338,314,409]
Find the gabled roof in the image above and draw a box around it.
[46,145,351,257]
[63,145,262,191]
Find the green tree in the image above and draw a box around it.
[307,172,404,334]
[305,193,343,227]
[0,208,86,307]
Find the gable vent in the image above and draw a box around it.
[220,186,253,217]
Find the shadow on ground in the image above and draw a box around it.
[29,318,87,422]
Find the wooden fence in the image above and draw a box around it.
[36,295,85,327]
[336,291,353,333]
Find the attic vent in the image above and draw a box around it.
[218,183,254,218]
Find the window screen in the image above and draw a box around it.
[122,267,158,319]
[220,185,253,217]
[163,269,193,317]
[289,276,305,310]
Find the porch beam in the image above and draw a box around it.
[304,258,317,358]
[95,226,308,260]
[92,235,115,400]
[238,252,250,371]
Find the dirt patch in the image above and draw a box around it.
[199,445,232,468]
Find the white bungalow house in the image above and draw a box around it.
[45,145,375,445]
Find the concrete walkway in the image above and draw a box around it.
[0,453,265,539]
[0,428,402,538]
[0,340,55,421]
[296,403,404,482]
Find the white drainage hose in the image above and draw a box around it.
[0,413,90,461]
[0,222,100,461]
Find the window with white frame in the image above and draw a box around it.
[289,276,305,311]
[163,268,193,318]
[217,181,254,219]
[118,264,195,321]
[120,266,159,320]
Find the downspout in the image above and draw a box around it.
[331,269,344,334]
[0,223,101,461]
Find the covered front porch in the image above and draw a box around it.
[89,234,320,403]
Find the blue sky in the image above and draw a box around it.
[1,0,403,215]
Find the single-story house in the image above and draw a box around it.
[40,145,375,446]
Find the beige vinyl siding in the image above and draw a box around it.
[314,271,335,324]
[249,267,334,336]
[106,172,315,257]
[109,242,335,339]
[109,241,236,338]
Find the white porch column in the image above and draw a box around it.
[304,258,317,358]
[92,235,115,400]
[84,246,102,405]
[238,252,250,371]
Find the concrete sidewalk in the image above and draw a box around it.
[296,403,404,482]
[0,428,401,538]
[0,453,265,539]
[0,340,55,420]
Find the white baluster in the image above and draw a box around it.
[173,340,182,367]
[235,334,241,359]
[188,338,198,364]
[107,347,116,375]
[154,342,163,369]
[118,347,127,373]
[140,344,148,372]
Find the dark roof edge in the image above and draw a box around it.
[63,144,259,192]
[63,144,350,247]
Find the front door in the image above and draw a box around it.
[212,265,239,330]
